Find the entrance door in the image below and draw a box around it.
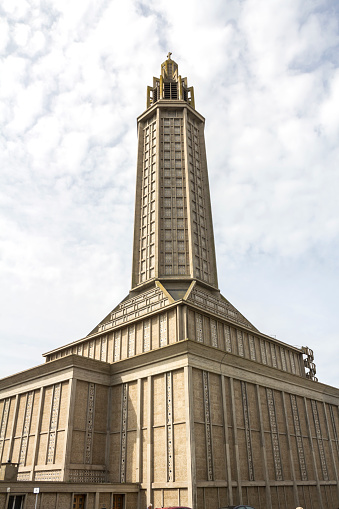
[113,494,124,509]
[73,494,86,509]
[7,496,25,509]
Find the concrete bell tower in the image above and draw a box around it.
[5,55,336,509]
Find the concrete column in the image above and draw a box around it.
[95,491,100,509]
[322,402,339,501]
[183,305,188,340]
[255,384,272,509]
[303,397,323,507]
[178,76,183,100]
[147,375,153,505]
[45,384,55,464]
[105,385,112,482]
[7,395,19,462]
[61,378,76,481]
[31,387,44,480]
[176,306,180,342]
[229,378,242,504]
[281,391,299,508]
[159,75,163,99]
[136,378,142,484]
[184,365,196,509]
[221,375,233,505]
[63,379,76,481]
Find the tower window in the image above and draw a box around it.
[171,82,178,99]
[164,82,171,99]
[163,81,178,100]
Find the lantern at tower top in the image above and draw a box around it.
[147,53,195,108]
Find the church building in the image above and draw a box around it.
[1,55,339,509]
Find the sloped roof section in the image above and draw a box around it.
[88,282,173,335]
[185,282,258,331]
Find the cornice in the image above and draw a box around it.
[137,100,205,124]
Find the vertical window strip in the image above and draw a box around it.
[290,352,296,374]
[120,383,128,483]
[143,319,150,352]
[290,394,308,481]
[266,388,283,481]
[85,383,95,465]
[260,339,267,365]
[241,381,254,480]
[329,405,339,459]
[196,313,203,343]
[19,391,34,466]
[47,383,61,464]
[249,335,256,360]
[128,326,135,357]
[139,119,156,284]
[203,371,213,481]
[237,330,244,357]
[210,319,218,348]
[89,340,94,359]
[114,330,121,362]
[160,116,188,277]
[281,348,287,371]
[311,399,329,481]
[160,314,167,347]
[270,344,277,368]
[166,372,174,482]
[224,325,232,352]
[188,118,210,284]
[100,336,107,362]
[0,399,10,462]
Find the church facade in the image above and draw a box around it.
[1,56,339,509]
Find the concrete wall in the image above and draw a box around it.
[1,337,338,509]
[191,366,339,509]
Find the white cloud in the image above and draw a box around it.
[0,0,338,388]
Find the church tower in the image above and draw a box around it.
[0,56,338,509]
[132,53,218,291]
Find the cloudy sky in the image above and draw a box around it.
[1,0,338,387]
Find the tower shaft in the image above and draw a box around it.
[132,56,218,291]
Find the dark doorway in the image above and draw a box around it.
[113,494,124,509]
[7,496,25,509]
[73,494,86,509]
